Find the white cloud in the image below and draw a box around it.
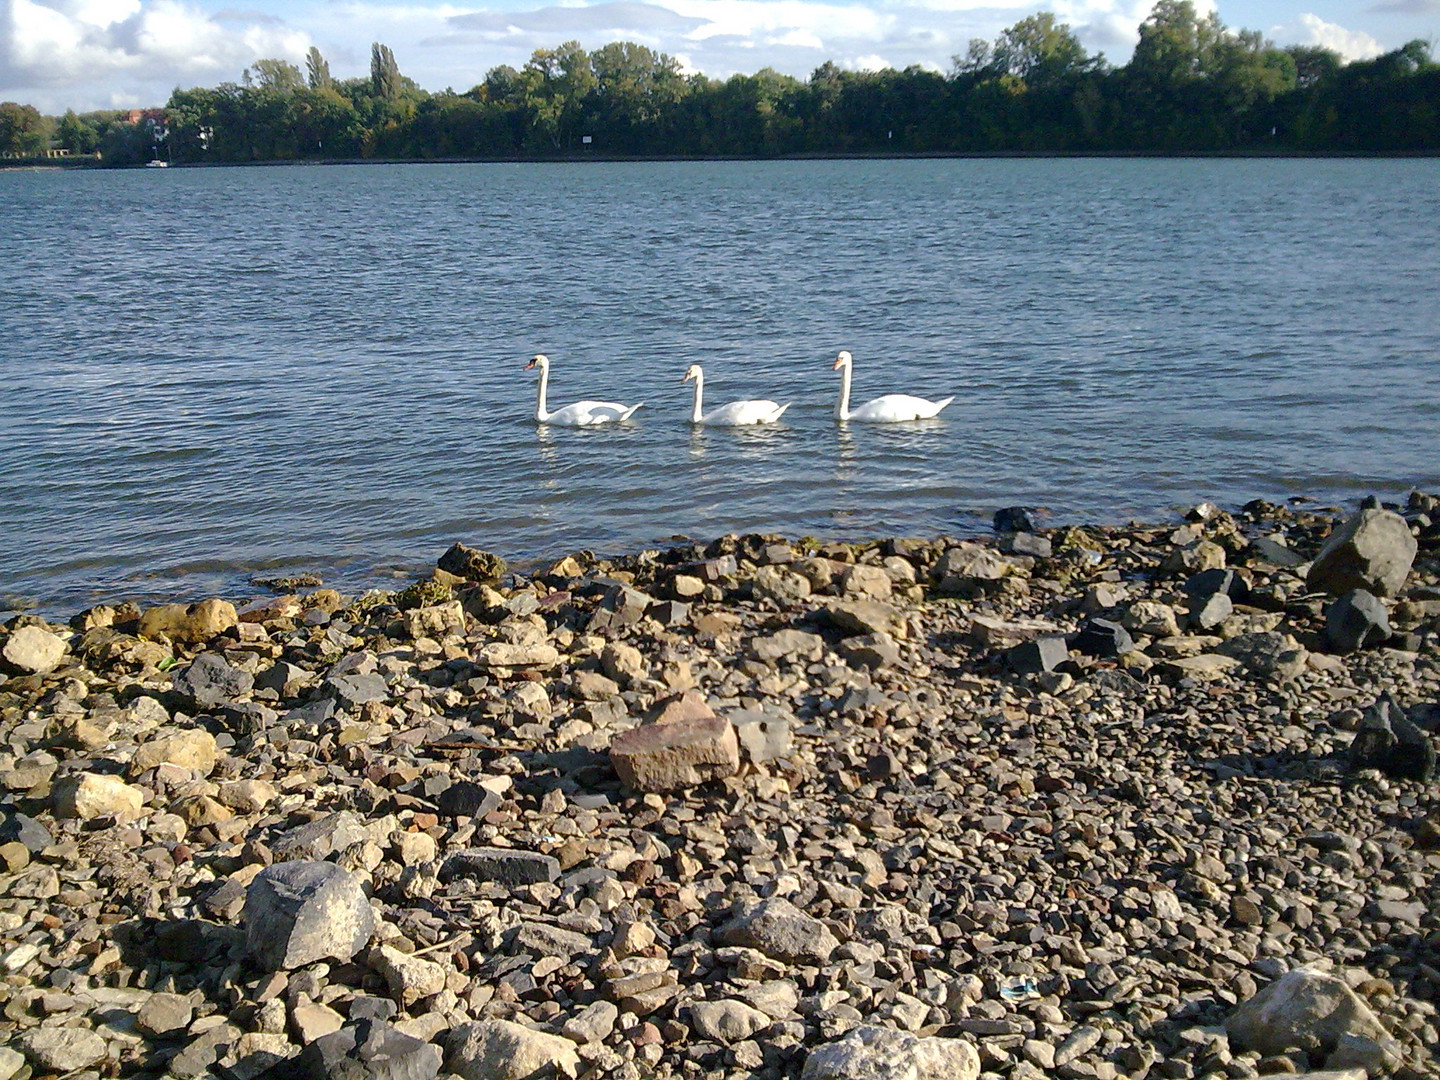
[1286,13,1384,60]
[2,0,311,109]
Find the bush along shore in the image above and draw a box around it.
[2,493,1440,1080]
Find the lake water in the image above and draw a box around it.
[3,158,1438,616]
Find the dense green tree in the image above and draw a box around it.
[991,13,1102,87]
[518,41,597,151]
[56,109,99,153]
[1286,45,1343,90]
[97,121,151,165]
[0,101,49,155]
[587,41,687,151]
[248,58,305,92]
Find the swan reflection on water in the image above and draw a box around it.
[686,420,791,463]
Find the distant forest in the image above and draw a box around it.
[2,0,1437,164]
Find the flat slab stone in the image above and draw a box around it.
[609,714,740,792]
[439,847,560,887]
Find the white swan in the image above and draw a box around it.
[832,350,953,422]
[683,364,790,426]
[525,354,642,426]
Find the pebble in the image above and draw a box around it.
[0,497,1437,1080]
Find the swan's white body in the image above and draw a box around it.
[526,354,642,426]
[832,350,953,422]
[683,365,789,426]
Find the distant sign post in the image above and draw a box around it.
[582,135,593,151]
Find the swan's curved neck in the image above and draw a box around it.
[534,362,551,422]
[835,360,852,421]
[689,371,704,423]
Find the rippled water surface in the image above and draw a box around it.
[3,158,1438,613]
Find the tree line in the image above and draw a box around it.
[3,1,1437,164]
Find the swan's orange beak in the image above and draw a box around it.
[832,356,845,370]
[524,359,537,370]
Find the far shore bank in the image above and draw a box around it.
[5,147,1439,172]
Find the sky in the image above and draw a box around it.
[2,0,1436,114]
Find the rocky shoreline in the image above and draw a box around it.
[2,493,1440,1080]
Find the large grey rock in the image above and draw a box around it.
[751,565,813,603]
[445,1018,580,1080]
[2,624,67,674]
[14,1027,108,1072]
[587,584,654,633]
[173,651,254,708]
[281,1018,443,1080]
[137,991,195,1037]
[1325,590,1391,653]
[271,811,371,861]
[801,1024,980,1080]
[1226,967,1390,1058]
[1348,693,1436,781]
[718,896,838,964]
[825,600,909,640]
[244,861,375,971]
[689,999,772,1043]
[1307,507,1417,597]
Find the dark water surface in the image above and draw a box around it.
[3,158,1438,614]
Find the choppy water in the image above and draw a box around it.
[3,158,1438,615]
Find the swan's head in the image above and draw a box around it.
[833,350,852,370]
[525,354,548,371]
[682,364,702,383]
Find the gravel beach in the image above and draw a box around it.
[2,493,1439,1080]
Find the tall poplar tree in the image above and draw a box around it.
[306,47,333,91]
[371,44,402,100]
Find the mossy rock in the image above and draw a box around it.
[393,580,453,611]
[437,542,506,584]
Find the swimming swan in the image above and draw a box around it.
[832,350,953,422]
[525,354,642,426]
[683,364,790,426]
